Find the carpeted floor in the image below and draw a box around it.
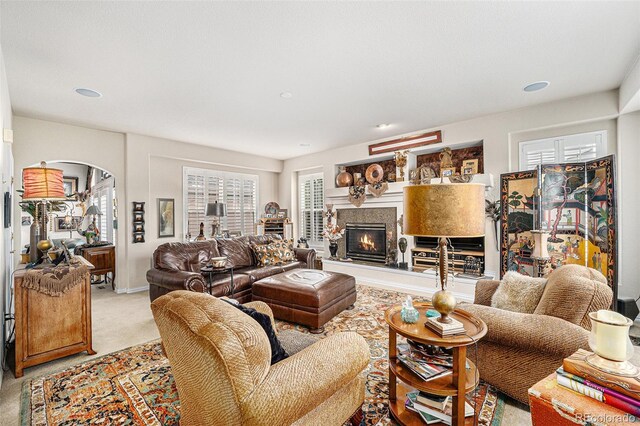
[17,285,521,425]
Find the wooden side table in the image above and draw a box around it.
[14,257,96,378]
[77,244,116,290]
[385,303,487,426]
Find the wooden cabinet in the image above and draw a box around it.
[76,244,116,289]
[14,257,95,378]
[256,218,293,239]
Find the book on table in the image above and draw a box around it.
[424,316,465,336]
[406,390,474,425]
[416,391,451,411]
[563,348,640,402]
[556,368,640,416]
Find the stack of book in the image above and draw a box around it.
[405,390,474,425]
[397,345,452,382]
[424,316,465,336]
[556,348,640,416]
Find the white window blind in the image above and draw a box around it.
[90,177,115,243]
[299,173,324,247]
[184,168,258,239]
[519,131,606,170]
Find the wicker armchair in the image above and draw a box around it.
[462,264,613,404]
[151,291,369,425]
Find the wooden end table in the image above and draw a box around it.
[385,302,487,426]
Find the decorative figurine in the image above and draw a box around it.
[297,237,309,249]
[395,150,409,182]
[398,237,408,269]
[401,295,420,323]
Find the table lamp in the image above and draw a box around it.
[82,204,103,244]
[206,201,227,237]
[22,161,66,263]
[403,183,485,323]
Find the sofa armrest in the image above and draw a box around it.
[244,332,369,424]
[474,279,501,306]
[293,248,316,268]
[146,268,206,293]
[462,304,589,357]
[244,301,276,331]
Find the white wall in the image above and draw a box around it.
[280,90,621,287]
[0,42,13,390]
[617,111,640,299]
[11,119,283,294]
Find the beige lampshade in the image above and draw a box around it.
[403,183,485,237]
[531,230,550,259]
[22,162,66,200]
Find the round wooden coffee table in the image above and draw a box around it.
[385,302,487,426]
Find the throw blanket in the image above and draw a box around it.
[21,260,89,297]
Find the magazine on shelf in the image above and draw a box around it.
[406,390,474,425]
[397,352,452,382]
[398,343,471,370]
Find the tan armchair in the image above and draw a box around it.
[151,291,370,426]
[462,264,613,404]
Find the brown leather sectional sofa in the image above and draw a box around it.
[146,236,316,304]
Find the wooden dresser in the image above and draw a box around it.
[14,257,95,377]
[76,244,116,289]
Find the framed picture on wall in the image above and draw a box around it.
[54,216,83,231]
[133,212,144,223]
[462,159,478,175]
[158,198,175,238]
[441,167,455,177]
[63,176,78,197]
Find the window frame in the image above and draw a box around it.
[183,167,259,240]
[519,130,606,171]
[298,172,324,249]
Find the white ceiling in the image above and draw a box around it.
[1,1,639,160]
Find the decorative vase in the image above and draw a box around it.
[586,310,638,376]
[401,307,420,324]
[29,218,43,263]
[335,167,353,188]
[329,241,338,259]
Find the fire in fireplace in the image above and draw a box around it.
[346,223,386,263]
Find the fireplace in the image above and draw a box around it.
[345,223,387,263]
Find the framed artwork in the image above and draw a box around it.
[133,212,144,223]
[134,223,145,233]
[63,176,78,197]
[133,202,145,212]
[133,233,145,243]
[368,130,442,155]
[54,216,83,231]
[499,155,617,306]
[277,209,288,219]
[462,159,478,175]
[21,216,31,226]
[441,167,455,177]
[158,198,175,238]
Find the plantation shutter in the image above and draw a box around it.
[184,168,258,239]
[298,172,324,247]
[519,131,606,171]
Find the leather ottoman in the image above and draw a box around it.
[252,269,357,333]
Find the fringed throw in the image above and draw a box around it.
[22,260,89,297]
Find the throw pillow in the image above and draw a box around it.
[221,299,288,364]
[491,271,546,314]
[251,239,295,266]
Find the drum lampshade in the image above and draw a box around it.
[22,162,66,200]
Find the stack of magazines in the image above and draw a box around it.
[397,343,453,382]
[556,348,640,416]
[405,390,474,425]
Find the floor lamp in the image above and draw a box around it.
[403,183,485,323]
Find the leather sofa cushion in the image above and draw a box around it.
[209,273,252,297]
[217,237,254,269]
[281,261,305,272]
[236,266,285,282]
[253,270,356,311]
[154,241,216,271]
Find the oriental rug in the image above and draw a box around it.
[21,285,506,425]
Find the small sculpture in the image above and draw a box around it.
[401,295,419,323]
[395,150,409,182]
[439,147,454,169]
[297,237,309,249]
[398,237,408,269]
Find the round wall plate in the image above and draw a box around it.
[265,201,280,215]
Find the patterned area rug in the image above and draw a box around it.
[21,285,506,425]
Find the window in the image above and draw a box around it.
[184,167,258,238]
[299,173,324,247]
[90,177,115,244]
[519,130,606,170]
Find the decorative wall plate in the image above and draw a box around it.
[265,202,280,215]
[365,164,384,184]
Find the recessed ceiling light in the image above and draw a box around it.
[299,143,310,147]
[75,88,102,98]
[280,91,293,99]
[376,123,391,129]
[523,81,550,92]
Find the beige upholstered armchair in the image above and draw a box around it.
[463,265,613,404]
[151,291,370,426]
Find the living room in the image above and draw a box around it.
[1,1,640,425]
